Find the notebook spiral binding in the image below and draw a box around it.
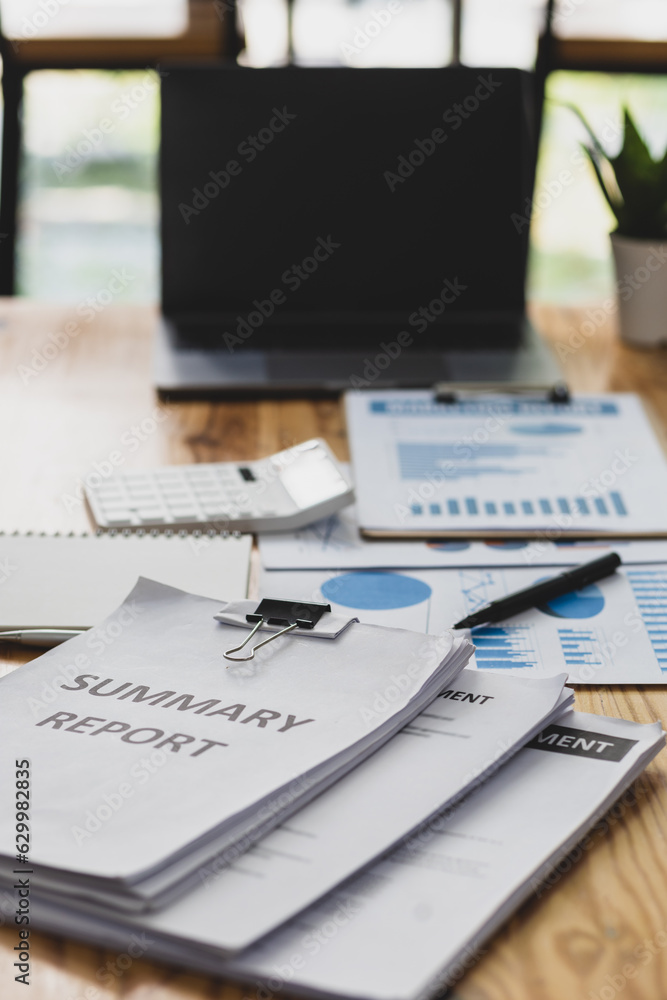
[0,529,243,538]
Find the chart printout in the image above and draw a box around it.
[345,391,667,536]
[260,564,667,684]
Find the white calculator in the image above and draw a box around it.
[85,439,354,533]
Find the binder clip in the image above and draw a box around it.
[223,598,332,663]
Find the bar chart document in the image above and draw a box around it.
[260,564,667,683]
[345,391,667,538]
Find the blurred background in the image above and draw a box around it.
[2,0,666,306]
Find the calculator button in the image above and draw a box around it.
[137,511,166,523]
[194,492,223,502]
[104,513,133,526]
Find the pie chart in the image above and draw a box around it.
[485,540,529,550]
[321,572,432,610]
[537,581,605,619]
[426,541,470,551]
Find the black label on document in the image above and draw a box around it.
[525,724,638,762]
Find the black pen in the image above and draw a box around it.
[452,552,622,630]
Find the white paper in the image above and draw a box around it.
[34,668,565,953]
[0,578,469,903]
[260,563,667,684]
[0,530,252,629]
[29,711,665,1000]
[345,391,667,536]
[226,712,665,1000]
[259,504,667,570]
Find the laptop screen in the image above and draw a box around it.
[161,67,534,350]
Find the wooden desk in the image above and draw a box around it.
[1,299,667,1000]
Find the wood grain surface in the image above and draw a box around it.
[0,299,666,1000]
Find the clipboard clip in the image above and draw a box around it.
[223,598,332,663]
[433,382,571,404]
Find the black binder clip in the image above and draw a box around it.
[223,598,332,663]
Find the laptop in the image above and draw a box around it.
[155,66,560,397]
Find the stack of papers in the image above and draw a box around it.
[0,578,473,911]
[226,711,664,1000]
[29,707,664,1000]
[5,579,663,998]
[27,668,573,954]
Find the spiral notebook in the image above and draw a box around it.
[0,531,252,629]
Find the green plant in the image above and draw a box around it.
[570,105,667,240]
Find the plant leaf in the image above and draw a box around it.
[618,107,654,171]
[566,103,667,238]
[580,143,621,222]
[561,102,608,158]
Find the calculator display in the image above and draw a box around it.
[280,452,349,510]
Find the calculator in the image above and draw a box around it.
[85,439,354,533]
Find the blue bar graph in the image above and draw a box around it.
[610,491,628,516]
[472,626,538,669]
[626,569,667,671]
[397,442,550,480]
[557,627,603,671]
[404,487,631,521]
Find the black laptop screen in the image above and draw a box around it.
[160,67,534,349]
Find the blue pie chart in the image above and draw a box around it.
[426,541,470,551]
[537,581,605,619]
[485,540,529,550]
[321,572,432,610]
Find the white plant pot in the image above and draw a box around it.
[611,233,667,347]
